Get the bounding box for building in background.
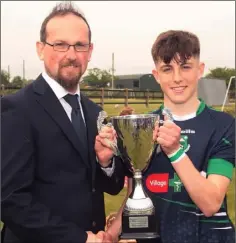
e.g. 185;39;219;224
115;74;227;106
115;74;162;91
198;78;227;106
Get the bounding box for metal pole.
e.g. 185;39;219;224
221;76;235;111
8;65;10;82
23;60;25;80
111;53;114;90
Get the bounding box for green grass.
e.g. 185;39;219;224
104;188;128;216
227;171;235;225
101;103;162;117
92;99;235;118
92;98;163;103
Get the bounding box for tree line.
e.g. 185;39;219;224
1;67;235;90
1;70;33;87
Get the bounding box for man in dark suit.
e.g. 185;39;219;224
1;2;127;242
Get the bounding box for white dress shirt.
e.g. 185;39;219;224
42;71;114;176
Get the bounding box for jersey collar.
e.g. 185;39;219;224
159;98;206;119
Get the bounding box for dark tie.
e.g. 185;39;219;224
64;94;87;143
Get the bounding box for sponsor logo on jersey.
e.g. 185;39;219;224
156;129;192;155
181;129;195;134
146;173;184;193
222;138;232;146
180;135;190;152
146;173;169;193
169;173;183;192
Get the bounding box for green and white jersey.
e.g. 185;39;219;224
142;100;235;243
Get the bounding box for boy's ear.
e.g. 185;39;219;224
152;69;160;84
198;62;205;79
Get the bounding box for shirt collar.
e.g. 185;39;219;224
42;71;81;100
159;98;205;121
172;112;196;121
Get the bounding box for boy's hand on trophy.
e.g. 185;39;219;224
155;115;181;155
95;126;117;167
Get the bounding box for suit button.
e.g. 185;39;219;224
92;188;96;193
92;221;96;227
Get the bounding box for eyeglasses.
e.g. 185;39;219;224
44;41;91;52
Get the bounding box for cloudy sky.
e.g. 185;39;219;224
1;1;235;80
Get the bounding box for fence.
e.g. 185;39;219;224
0;85;164;108
1;85;234;108
81;88;164;107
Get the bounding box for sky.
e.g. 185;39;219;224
1;1;235;80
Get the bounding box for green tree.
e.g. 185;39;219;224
22;79;34;86
82;68;117;88
27;79;34;84
11;76;24;87
1;70;10;86
205;67;235;90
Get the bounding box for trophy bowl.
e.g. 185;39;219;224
110;114;160;240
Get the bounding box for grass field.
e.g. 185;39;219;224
98;102;163;117
102;101;235;226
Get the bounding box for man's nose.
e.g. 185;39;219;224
65;46;77;60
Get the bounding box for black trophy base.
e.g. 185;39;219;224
120;214;160;240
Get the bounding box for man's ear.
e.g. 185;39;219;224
152;69;160;84
36;41;45;60
87;43;93;62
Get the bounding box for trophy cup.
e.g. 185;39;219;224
110;114;160;240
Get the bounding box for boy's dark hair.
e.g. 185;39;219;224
151;30;200;64
40;1;91;43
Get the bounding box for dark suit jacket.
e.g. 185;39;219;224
1;75;127;243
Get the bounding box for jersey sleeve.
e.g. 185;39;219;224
207;118;235;180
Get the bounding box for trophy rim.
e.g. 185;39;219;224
111;114;159;120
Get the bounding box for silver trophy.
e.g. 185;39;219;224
110;114;160;240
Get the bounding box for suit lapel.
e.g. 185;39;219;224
33;75;89;167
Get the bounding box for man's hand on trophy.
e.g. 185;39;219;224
96;231;113;243
153;115;181;156
86;231;113;242
95;126;117;167
105;212;137;243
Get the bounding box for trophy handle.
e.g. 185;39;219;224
97;111;119;156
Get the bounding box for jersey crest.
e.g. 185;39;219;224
180;135;190;152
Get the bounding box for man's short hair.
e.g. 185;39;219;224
151;30;200;64
40;1;91;43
